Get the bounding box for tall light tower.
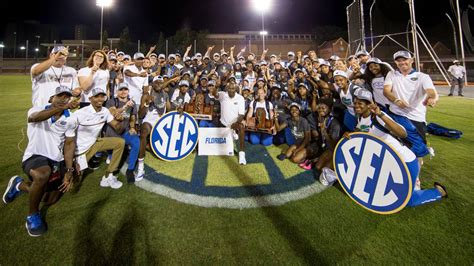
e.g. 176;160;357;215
252;0;272;55
96;0;113;50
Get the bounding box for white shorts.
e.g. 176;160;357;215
142;111;162;127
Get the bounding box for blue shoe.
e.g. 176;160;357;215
3;175;23;204
25;212;47;237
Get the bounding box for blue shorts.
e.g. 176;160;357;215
387;112;429;157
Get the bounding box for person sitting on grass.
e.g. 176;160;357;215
246;87;275;146
300;98;342;171
351;87;447;206
3;86;76;237
275;103;311;163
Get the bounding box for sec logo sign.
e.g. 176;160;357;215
333;133;412;214
150;111;199;161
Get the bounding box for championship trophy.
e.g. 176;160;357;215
184;93;213;120
245;107;274;134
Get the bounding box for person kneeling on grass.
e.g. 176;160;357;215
275;103;311;163
350;87;447;206
70;88;125;189
3;86;76;237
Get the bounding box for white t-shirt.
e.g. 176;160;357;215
384;70;435;122
218;92;246;127
371;76;390;107
171;90;191;106
356;114;416;162
249;100;274;119
339;86;355;115
70;105;114;154
77;67;110;103
31;64;79;107
244;72;257;87
447;65;466;79
123;65;149;104
23;106;76;162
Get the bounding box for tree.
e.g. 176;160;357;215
312;26;348;45
102;30;109;48
118;27;132;53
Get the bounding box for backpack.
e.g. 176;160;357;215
427;123;463;139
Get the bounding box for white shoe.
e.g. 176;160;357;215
135;168;145;182
232;131;239;140
108;175;123;189
100;176;110;187
239;151;246;165
320;167;337;186
106;156;111;165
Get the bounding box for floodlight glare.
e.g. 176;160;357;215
96;0;113;7
252;0;272;14
259;31;268;35
0;44;5;48
35;48;39;52
20;46;25;50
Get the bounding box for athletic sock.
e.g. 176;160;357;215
138;158;145;170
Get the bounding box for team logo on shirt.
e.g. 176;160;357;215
333;133;412;214
150;111;199;161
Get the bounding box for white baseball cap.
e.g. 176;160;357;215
333;70;348;79
353;87;373;102
393;50;412;60
90;88;107;97
178;80;189;87
133;52;145;60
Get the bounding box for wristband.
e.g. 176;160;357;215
66;167;75;173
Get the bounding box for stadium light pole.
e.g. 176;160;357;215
346;1;356;55
0;43;4;73
252;0;272;56
407;0;420;71
13;32;17;58
455;0;467;85
369;0;377;55
96;0;113;50
35;35;40;58
445;13;458;60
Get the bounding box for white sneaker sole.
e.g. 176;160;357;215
25;222;42;237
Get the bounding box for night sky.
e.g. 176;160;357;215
1;0;472;41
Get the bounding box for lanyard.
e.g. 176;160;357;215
51;66;64;86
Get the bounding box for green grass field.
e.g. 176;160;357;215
0;75;473;264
